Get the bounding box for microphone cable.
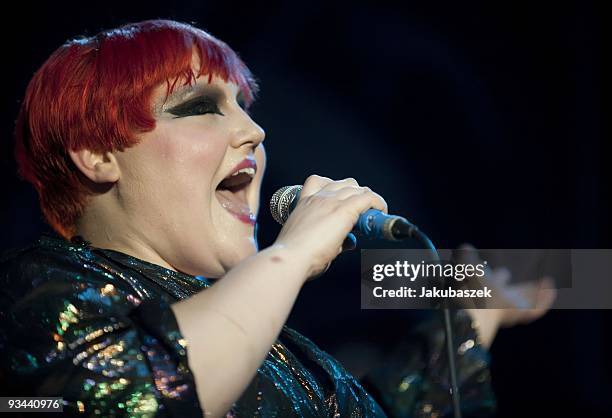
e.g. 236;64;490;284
412;228;462;418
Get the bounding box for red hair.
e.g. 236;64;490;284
15;19;258;238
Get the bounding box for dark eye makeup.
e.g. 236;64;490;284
166;95;224;118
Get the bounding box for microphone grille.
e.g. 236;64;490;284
270;185;302;225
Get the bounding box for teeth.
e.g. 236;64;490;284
231;167;255;177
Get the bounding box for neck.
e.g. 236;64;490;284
75;199;177;272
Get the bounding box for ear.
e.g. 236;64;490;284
68;149;120;184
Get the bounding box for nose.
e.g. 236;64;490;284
231;111;265;151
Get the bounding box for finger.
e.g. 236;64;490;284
317;177;360;193
454;243;481;265
330;185;369;199
301;174;333;198
458;243;477;252
488;266;512;287
512;276;553;303
341;190;388;215
534;277;557;310
516;277;557;324
315;185;389;214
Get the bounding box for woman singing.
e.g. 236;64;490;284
0;19;553;417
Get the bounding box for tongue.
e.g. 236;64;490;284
215;189;255;223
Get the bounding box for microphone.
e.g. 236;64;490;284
269;184;463;418
269;185;420;241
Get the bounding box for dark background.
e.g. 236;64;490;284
1;1;609;416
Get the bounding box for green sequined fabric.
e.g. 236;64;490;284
0;235;494;417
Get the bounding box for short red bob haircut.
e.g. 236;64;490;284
15;19;258;239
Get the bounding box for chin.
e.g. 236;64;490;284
208;237;258;278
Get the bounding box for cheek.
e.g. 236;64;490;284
151;121;226;191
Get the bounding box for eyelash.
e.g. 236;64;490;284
167;94;250;119
168;98;224;118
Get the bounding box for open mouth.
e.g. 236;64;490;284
215;159;257;225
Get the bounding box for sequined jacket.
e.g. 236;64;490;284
0;235;495;417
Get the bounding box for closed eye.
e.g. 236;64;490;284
167;95;224;118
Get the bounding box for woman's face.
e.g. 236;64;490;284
113;73;266;277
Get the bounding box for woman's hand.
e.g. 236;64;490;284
455;244;557;348
274;175;387;279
